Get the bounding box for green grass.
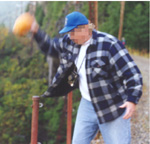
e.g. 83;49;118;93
127;46;149;58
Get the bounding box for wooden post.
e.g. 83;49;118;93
31;96;40;144
118;1;125;40
94;1;98;30
67;92;73;144
89;1;98;30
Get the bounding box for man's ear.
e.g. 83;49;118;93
88;23;95;30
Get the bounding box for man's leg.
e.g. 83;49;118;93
99;110;131;144
72;98;99;144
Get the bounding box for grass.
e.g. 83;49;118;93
127;46;149;58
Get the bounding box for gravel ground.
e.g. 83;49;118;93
91;55;149;144
131;55;149;144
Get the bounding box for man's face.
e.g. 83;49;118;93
69;25;90;45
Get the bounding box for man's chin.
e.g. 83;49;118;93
73;40;84;45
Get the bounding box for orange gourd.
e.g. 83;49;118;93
13;12;34;36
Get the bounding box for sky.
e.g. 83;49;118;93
0;1;29;29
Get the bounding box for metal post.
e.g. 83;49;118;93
67;92;73;144
31;96;40;144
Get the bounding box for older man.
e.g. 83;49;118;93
31;11;143;144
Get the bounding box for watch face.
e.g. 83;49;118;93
68;69;78;87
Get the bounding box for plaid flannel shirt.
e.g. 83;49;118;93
34;29;143;124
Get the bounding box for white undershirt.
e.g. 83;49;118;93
75;38;91;101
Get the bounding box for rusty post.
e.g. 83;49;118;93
67;92;73;144
31;96;40;144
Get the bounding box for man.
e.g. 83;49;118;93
31;11;143;144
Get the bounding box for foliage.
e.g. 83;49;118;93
41;1;67;36
98;1;149;51
0;27;49;143
35;3;45;26
99;2;120;36
124;2;149;51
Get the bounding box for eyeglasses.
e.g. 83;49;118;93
68;25;86;34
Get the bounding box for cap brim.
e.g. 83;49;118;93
59;26;76;34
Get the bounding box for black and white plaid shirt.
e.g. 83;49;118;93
34;29;143;124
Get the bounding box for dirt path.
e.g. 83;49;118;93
131;55;149;144
91;55;149;144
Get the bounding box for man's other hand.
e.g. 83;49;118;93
119;101;136;119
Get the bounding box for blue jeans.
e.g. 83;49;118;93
72;98;131;144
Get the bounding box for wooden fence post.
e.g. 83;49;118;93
118;1;125;40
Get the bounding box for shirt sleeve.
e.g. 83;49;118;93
34;29;64;58
108;40;143;104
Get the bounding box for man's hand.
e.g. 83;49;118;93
30;18;39;34
119;101;136;119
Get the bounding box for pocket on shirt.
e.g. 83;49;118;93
90;60;109;78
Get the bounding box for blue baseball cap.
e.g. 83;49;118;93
59;11;89;34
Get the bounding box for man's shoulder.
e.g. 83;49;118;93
93;29;118;44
